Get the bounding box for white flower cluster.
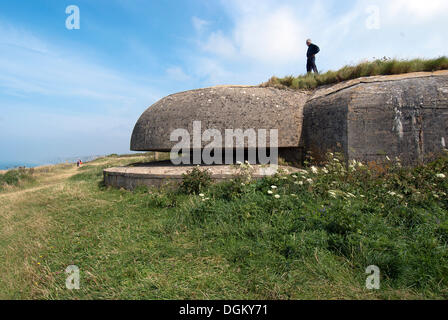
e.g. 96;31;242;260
327;189;356;199
268;185;281;199
387;191;404;199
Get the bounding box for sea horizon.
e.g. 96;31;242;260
0;155;104;171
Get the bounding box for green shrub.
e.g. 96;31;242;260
0;168;35;189
179;166;212;195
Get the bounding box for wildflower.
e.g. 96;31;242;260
388;191;396;196
271;185;278;189
311;166;318;174
346;192;356;198
328;190;337;198
306;178;313;184
274;195;281;199
267;190;273;195
386;156;391;161
199;193;205;198
436;173;446;179
292;175;298;179
236;161;242;165
322;167;329;174
294;181;304;186
290;194;297;197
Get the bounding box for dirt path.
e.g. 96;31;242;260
0;156;149;201
0;168;78;201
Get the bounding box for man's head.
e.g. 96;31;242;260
306;39;312;46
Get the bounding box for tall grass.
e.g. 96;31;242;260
0;168;35;191
2;153;447;299
264;57;448;90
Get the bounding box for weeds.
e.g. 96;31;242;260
179;166;212;195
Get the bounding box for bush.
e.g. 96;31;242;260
0;168;35;189
179;166;212;195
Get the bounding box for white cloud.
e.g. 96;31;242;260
199;1;308;65
166;66;191;82
192;16;210;33
232;7;305;63
201;31;237;58
186;0;448;86
385;0;448;20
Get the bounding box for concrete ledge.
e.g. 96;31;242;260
104;163;300;190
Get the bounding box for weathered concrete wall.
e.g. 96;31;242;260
131;86;310;152
303;72;448;165
302;94;349;162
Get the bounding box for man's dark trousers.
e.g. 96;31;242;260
307;56;318;73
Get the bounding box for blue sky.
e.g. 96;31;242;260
0;0;447;166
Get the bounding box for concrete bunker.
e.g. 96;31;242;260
104;71;448;190
130;86;310;164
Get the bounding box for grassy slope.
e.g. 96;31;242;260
264;57;448;90
0;153;447;299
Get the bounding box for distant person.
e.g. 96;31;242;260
306;39;320;74
76;160;80;168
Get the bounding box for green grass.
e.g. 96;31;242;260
264;57;448;90
0;167;35;191
0;152;447;299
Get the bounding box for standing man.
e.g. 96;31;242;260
306;39;320;74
